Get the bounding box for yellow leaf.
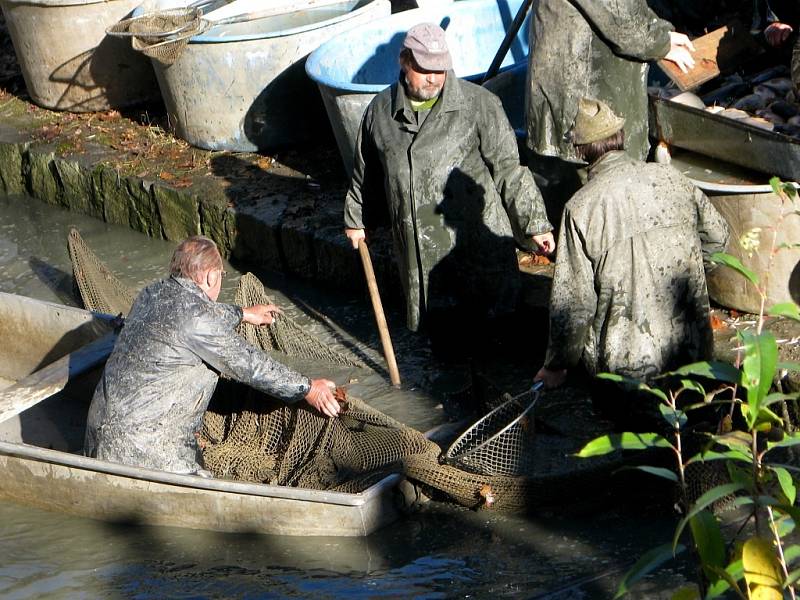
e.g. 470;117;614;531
750;585;782;600
742;537;782;589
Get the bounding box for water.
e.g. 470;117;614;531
0;195;691;598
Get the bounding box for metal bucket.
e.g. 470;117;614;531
0;0;159;112
656;148;800;314
138;0;391;152
305;0;530;176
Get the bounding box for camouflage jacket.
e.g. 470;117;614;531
544;151;730;380
345;73;552;331
526;0;672;162
84;276;310;474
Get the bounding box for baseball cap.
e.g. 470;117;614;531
403;22;452;71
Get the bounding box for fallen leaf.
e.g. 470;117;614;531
710;314;727;331
159;171;175;181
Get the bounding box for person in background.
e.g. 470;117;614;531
525;0;696;226
344;23;554;410
534;99;729;424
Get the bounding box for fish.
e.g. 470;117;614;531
732;94;768;111
740;117;774;131
719;108;750;120
768;100;800;119
705;105;725;114
788;115;800;126
670;91;705;110
750;65;790;85
753;85;777;101
755;109;786;124
761;77;795;95
701;81;751;106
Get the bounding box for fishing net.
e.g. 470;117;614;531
106;8;211;65
234;272;365;368
200;386;442;492
68;228;136;316
67;228;591;512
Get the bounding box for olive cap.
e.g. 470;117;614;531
571;97;625;144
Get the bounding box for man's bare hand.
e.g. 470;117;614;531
345;228;366;250
534;366;568;389
765;22;793;47
664;31;696;74
305;379;340;417
242;304;282;326
532;231;556;255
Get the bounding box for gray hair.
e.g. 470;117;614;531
169;236;223;282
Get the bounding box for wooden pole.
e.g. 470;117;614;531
358;239;401;387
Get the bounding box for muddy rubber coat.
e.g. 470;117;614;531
525;0;672;162
84;276;311;474
544;151;730;380
344;74;552;331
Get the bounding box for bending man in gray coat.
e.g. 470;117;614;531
535;99;729;393
344;23;554;361
85;236;340;475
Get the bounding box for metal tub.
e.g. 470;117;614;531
649;95;800;182
141;0;391;152
0;0;158;111
305;0;530;176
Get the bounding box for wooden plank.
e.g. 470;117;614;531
658;22;763;92
0;331;117;424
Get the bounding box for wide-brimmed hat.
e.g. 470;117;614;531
571;98;625;145
403;22;452;71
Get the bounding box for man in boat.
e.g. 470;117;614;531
534;99;729;422
343;22;554;374
525;0;697;226
84;236;341;475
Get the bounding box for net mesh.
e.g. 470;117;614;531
68;228;136;316
444;390;538;476
234;272;365;368
107;9;209;65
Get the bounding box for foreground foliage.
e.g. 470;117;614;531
579;178;800;599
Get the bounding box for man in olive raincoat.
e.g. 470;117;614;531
534;99;729;396
525;0;697;219
344;23;554;355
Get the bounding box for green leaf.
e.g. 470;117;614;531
680;379;708;397
783;544;800;565
785;568;800;588
613;543;685;599
768;302;800;322
596;372;668;402
674;483;746;551
617;465;678;482
577;432;674;457
774;467;796;505
659;404;688;429
715;430;754;451
777;362;800;373
711;252;759;287
705;560;745;599
761;392;799;408
739;330;778;418
669;361;742;385
689;510;726;583
765;433;800;453
685;449;751;465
